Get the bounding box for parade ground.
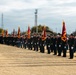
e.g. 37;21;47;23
0;44;76;75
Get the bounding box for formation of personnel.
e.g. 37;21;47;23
0;33;76;59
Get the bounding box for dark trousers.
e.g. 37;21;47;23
41;45;44;53
58;47;62;56
51;44;54;52
23;43;27;49
62;46;67;57
69;46;74;59
47;45;51;54
40;44;42;52
69;49;74;59
63;49;67;57
53;45;57;55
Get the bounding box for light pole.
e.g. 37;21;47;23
2;13;3;29
35;9;38;33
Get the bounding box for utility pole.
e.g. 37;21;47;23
1;13;3;29
35;9;38;33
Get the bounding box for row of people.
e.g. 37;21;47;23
0;34;76;59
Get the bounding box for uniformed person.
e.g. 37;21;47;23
74;36;76;52
23;36;27;49
68;34;74;59
16;37;21;48
62;38;67;57
46;35;51;54
39;35;42;52
33;34;38;51
29;36;33;50
41;34;45;53
50;36;54;52
53;35;57;55
57;34;62;56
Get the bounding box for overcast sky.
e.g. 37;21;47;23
0;0;76;34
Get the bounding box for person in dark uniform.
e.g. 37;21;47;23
12;36;16;46
23;35;27;49
14;36;17;46
62;38;67;57
53;35;57;55
50;36;54;52
57;34;62;56
6;37;9;45
0;35;4;44
74;36;76;53
29;36;33;50
39;35;42;52
0;35;3;44
36;34;39;51
46;35;51;54
27;38;30;49
41;35;45;53
16;37;21;48
20;36;24;48
68;34;74;59
33;34;37;51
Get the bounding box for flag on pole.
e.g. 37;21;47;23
6;30;8;37
61;21;67;42
27;26;31;39
12;29;15;37
2;29;4;37
18;27;20;38
42;26;46;41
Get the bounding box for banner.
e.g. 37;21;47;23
42;26;46;41
61;21;67;42
27;26;31;39
18;27;20;38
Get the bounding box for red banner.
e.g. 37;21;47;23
27;26;31;39
61;21;67;42
42;26;46;41
18;27;20;38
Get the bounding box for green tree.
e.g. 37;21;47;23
31;25;53;33
0;28;3;34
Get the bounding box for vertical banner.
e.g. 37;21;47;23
27;26;31;39
61;21;67;42
42;26;46;41
18;27;20;38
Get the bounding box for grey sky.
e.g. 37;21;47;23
0;0;76;34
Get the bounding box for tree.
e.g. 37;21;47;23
31;25;53;33
0;28;3;34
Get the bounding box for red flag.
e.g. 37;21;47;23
42;26;46;41
61;21;67;42
27;26;31;39
6;30;8;37
18;27;20;38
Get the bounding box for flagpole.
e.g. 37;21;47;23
2;13;3;29
35;9;38;33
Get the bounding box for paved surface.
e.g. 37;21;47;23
0;44;76;75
